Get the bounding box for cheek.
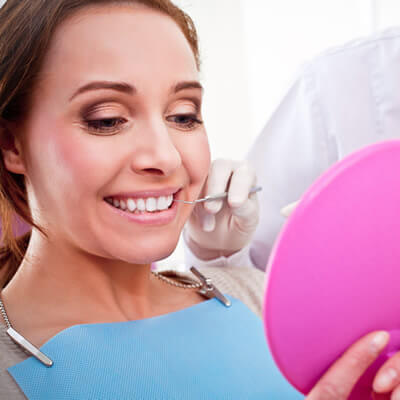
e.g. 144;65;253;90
56;136;115;190
26;123;117;202
178;132;211;188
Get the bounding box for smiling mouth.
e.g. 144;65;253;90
104;193;176;214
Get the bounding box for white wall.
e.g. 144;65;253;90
241;0;378;139
377;0;400;30
173;0;254;160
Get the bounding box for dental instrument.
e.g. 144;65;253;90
173;186;262;205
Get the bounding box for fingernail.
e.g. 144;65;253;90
375;368;398;391
370;331;390;354
204;200;222;214
202;213;215;232
280;201;299;218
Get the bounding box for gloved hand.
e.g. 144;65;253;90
185;159;259;260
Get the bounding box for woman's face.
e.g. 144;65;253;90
16;4;210;264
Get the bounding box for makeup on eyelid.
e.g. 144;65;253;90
80;114;203;135
76;98;203;135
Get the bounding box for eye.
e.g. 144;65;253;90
167;114;203;131
82;117;128;135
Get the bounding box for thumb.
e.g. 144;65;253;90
307;331;389;400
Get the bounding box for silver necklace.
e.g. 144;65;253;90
0;266;230;368
152;267;231;308
151;268;201;289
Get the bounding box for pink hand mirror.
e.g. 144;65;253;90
263;140;400;399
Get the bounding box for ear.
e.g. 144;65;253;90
0;120;26;175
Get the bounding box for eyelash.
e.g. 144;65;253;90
83;117;127;135
166;114;203;130
83;114;203;135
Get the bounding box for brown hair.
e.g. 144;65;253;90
0;0;200;288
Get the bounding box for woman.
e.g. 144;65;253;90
0;1;398;399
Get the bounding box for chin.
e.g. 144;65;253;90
106;234;180;265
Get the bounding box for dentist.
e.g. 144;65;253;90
185;27;400;271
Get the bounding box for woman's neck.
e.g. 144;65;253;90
1;230;202;347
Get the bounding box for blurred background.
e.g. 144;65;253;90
158;0;400;269
173;0;400;161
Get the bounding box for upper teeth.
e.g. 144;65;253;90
106;195;174;212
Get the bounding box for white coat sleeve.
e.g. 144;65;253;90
247;67;338;270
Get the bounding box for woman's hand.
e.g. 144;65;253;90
185;159;259;260
306;331;399;399
371;345;400;399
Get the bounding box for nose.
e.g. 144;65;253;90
129;117;182;177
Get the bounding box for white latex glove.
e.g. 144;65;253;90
185;159;259;260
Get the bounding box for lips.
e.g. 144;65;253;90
105;194;174;213
104;188;182;215
104;188;182;225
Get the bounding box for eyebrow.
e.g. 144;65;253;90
69;80;203;101
173;81;203;93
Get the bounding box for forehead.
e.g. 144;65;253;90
36;5;198;96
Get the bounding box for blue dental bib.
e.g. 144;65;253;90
8;296;303;399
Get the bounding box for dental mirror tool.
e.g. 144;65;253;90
173;186;262;205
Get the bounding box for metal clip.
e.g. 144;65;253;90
190;267;231;307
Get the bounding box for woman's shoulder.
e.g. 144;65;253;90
161;266;265;318
0;324;29;399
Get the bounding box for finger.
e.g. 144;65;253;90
280;200;299;217
307;331;390;400
202;213;216;232
390;384;400;400
204;159;237;214
226;163;257;208
231;195;259;219
231;196;260;233
192;201;216;232
374;351;400;393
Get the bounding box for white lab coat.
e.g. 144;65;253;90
184;27;400;270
